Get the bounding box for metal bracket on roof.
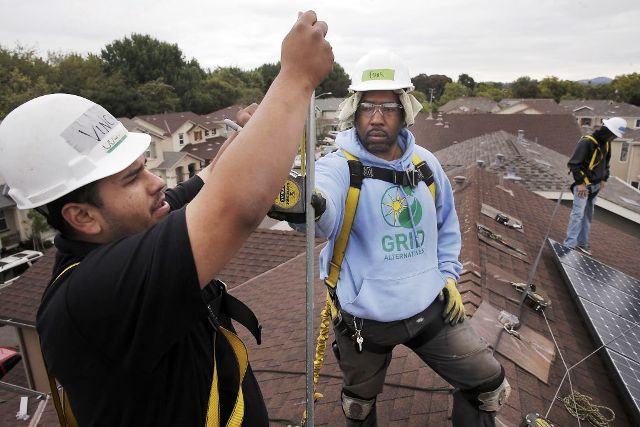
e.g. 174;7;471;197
512;282;551;312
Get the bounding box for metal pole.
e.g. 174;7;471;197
304;92;317;426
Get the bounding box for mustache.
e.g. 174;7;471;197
366;128;389;138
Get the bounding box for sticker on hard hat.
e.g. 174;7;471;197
362;69;395;82
274;179;300;209
61;104;128;155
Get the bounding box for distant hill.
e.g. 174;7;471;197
576;76;612;85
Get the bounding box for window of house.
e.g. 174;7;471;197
205;130;210;136
620;142;629;162
632;181;639;189
188;163;197;178
194;131;203;141
580;118;592;126
0;210;7;231
636;119;640;128
144;142;157;159
179;133;185;145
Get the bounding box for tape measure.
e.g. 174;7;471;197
272;170;306;214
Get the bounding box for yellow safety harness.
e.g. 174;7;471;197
579;135;609;186
301;149;437;424
42;263;254;427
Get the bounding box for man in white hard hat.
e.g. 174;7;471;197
0;11;332;427
563;117;627;255
278;50;509;426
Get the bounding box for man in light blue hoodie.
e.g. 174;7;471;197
277;50;509;426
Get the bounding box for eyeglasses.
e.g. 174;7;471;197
357;102;403;117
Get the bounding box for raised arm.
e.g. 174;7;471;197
186;11;333;286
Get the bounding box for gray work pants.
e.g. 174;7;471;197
334;304;502;427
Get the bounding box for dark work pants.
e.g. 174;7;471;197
334;306;502;427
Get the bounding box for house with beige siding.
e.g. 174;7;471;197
610;128;640;189
559;100;640;129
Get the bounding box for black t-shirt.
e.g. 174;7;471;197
36;176;268;426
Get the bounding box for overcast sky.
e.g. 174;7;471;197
1;0;638;83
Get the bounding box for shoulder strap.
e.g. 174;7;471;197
325;150;361;291
42;262;80;427
583;135;606;173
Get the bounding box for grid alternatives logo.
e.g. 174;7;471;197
380;185;422;228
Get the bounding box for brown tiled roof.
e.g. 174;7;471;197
134;111;215;135
434;130;640;216
498;99;567;114
180;138;226;161
202;105;244;122
560;100;640;117
227;167;640;425
410;113;582;156
0;248;55;326
217;229;320;289
439;97;499;114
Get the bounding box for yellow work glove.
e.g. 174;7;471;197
438;278;465;325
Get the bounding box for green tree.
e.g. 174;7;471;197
612;73;640;106
255;62;280;93
200;75;242;112
510;76;540;98
135;78;180;114
26;210;50;251
437;82;471;105
81;71;133;117
474;82;511;101
539;76;567;102
316;63;351;97
101;34;189;87
411;74;452;101
48;53;104;95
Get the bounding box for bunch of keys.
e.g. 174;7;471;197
353;318;364;353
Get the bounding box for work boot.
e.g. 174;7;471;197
345;405;377;427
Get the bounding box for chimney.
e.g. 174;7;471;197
453;176;467;187
496;153;505;165
516;130;524;144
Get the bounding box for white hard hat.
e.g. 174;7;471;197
602;117;627;138
0;94;150;209
348;49;414;92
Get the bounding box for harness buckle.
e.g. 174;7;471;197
405;168;418;187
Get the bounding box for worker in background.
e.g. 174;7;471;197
0;11;333;426
563;117;627;255
273;49;510;426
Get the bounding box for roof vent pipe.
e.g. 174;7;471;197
453;176;467;185
477;159;485;168
517;130;524;144
496;153;505;165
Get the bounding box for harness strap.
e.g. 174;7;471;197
40;262;80;427
206;326;249;427
581;135;609;185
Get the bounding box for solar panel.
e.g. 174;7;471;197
607;349;640;417
581;299;640;364
549;239;640;298
563;266;640;324
549;238;640;422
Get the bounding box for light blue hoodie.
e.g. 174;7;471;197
312;127;462;322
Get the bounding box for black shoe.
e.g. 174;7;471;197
576;246;592;256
